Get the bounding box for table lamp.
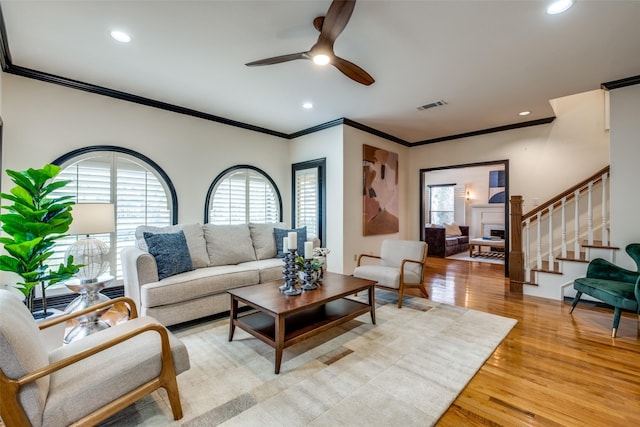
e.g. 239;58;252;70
65;203;115;283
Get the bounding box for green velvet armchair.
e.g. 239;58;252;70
571;244;640;337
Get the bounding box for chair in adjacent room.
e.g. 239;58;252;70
570;243;640;338
353;239;429;308
0;290;190;426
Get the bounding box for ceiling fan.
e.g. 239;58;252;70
245;0;375;86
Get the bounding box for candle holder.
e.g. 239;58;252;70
279;252;290;292
301;259;317;291
283;249;301;296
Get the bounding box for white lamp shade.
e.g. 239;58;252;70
69;203;115;235
66;203;115;283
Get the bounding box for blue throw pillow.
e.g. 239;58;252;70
144;230;194;280
274;227;307;258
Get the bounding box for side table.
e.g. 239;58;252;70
63;276;114;343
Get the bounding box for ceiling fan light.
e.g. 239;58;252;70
546;0;574;15
312;54;330;66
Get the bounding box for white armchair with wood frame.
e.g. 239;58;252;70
353;239;429;308
0;289;190;427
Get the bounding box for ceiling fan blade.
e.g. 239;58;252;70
332;55;374;86
245;52;309;66
317;0;356;48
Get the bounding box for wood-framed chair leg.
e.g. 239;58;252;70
397;283;404;309
163;376;184;420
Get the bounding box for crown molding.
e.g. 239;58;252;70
601;75;640;90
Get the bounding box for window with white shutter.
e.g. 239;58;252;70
51;148;175;282
292;159;326;246
206;165;281;225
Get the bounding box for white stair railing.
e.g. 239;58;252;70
517;167;610;277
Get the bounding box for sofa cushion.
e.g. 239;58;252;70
445;237;460;247
239;258;284;283
135;223;209;269
249;222;286;260
274;226;307;258
203;224;257;266
144;231;194;280
141;265;260;307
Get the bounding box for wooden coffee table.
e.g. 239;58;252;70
469;238;506;258
228;272;376;374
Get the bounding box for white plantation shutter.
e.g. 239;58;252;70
51;152;172;281
209;167;279;225
295;168;318;238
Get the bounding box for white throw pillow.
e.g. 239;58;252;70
444;222;462;237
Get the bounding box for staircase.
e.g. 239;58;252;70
509;166;618;300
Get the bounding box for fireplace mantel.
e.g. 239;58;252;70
470;204;504;238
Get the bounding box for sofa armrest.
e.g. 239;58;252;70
121;246;159;308
424;227;446;257
459;225;469;237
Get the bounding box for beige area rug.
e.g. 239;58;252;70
99;291;517;427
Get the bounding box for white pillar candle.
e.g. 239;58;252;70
283;237;288;253
288;231;297;250
304;241;314;259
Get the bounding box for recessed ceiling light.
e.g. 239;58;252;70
518;111;531;116
110;30;131;43
302;102;313;109
546;0;574;15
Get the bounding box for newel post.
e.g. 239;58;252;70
509;195;524;293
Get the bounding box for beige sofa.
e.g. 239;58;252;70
121;222;311;326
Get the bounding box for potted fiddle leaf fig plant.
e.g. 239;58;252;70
0;164;80;318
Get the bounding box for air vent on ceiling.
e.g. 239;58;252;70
417;100;447;111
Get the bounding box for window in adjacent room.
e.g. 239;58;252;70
428;184;455;225
206;165;281;225
50;148;176;282
292;158;326;245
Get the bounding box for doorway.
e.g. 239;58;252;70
420;160;509;276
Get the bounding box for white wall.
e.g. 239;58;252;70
342;126;410;273
1;74;290;225
290;126;344;272
609;84;640;269
408;89;610;240
0;72;618;279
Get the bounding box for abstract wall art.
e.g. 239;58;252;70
362;144;399;235
488;170;506;203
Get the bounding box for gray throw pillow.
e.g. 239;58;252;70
202;224;257;266
274;226;307;258
144;231;194;280
249;222;286;260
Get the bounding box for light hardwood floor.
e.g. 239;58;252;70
407;258;640;426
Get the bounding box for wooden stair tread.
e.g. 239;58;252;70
531;260;561;274
556;251;588;263
581;240;620;250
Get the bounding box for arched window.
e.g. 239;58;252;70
51;146;177;281
205;165;281;224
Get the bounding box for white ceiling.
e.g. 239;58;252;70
2;0;639;143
